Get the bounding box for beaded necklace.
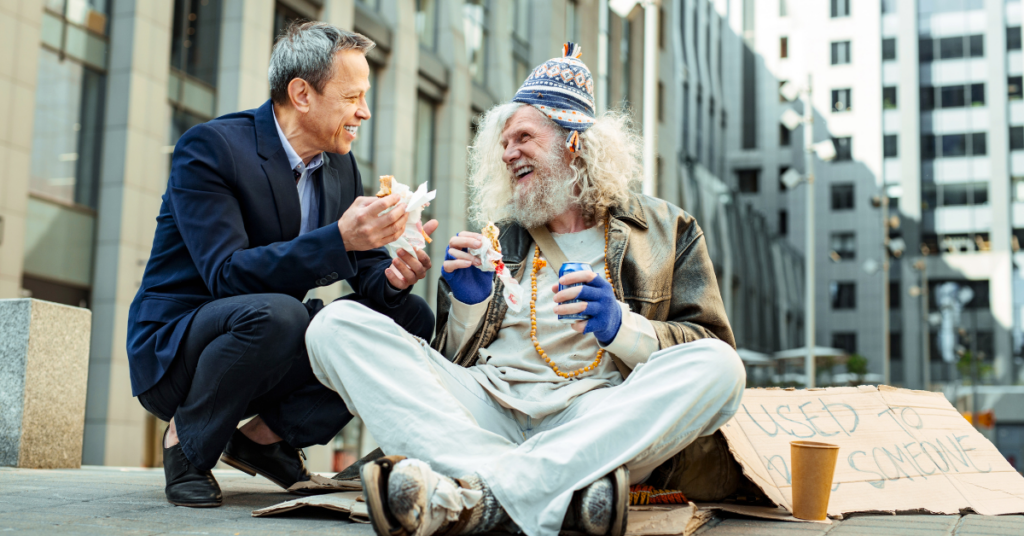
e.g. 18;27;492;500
529;217;612;379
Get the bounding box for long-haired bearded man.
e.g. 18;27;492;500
305;44;745;536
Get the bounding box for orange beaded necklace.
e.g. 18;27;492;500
529;217;612;379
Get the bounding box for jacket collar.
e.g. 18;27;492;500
255;100;286;160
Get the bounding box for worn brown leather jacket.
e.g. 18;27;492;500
430;192;736;372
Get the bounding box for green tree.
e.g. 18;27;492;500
846;353;869;385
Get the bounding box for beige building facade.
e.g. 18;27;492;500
1;0;800;468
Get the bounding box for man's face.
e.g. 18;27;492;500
500;106;576;227
306;49;371;155
501;105;572;190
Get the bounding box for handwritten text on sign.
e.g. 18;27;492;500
719;386;1024;516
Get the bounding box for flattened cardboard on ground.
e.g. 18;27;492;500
719;385;1024;517
252;491;369;522
254;494;713;535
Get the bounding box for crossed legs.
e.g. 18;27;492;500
306;300;745;536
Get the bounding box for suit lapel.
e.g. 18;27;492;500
255;100;300;240
319;154;342;226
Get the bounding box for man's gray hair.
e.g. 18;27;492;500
269;21;375;104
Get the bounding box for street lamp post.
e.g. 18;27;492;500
780;75;835;388
803;74;816;388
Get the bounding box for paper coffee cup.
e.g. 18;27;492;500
790;441;839;520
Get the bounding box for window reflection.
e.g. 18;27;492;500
464;0;488;85
353;68;379;194
416;0;437;50
30;0;110;208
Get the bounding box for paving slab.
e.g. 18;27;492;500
3;467;1024;535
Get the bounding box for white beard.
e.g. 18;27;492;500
507;145;577;229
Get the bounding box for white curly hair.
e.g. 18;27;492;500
467;102;643;226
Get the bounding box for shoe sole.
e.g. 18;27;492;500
167;497;222;508
361;456;409;536
220;452;315;495
609;466;629;536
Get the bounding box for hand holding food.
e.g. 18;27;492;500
375;175;437;256
442;232;493;305
337;194;409;252
387;220;438;290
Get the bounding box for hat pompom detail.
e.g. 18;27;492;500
563;42;583;59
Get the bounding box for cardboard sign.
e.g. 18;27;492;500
720;385;1024;517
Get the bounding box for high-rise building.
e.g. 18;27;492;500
723;0;1023;388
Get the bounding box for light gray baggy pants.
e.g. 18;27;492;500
306;300;745;536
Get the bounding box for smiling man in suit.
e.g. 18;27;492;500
127;22;435;508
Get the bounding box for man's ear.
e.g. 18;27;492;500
288;78;312;113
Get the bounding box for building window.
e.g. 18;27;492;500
416;0;438;50
1010;76;1023;100
831;41;851;65
273;2;308;44
921;134;936;159
832;183;854;210
832;88;851;112
881;0;896;13
780;36;788;58
920;38;935;62
969;34;984;57
830;0;850;18
464;0;488;85
358;0;380;9
970;132;987;155
832;333;856;354
32;1;111;208
830;232;856;260
1011;127;1024;151
1007;26;1021;51
882;38;896;60
941;134;966;157
565;0;578;43
939;36;964;59
413;96;437;200
970;83;985;106
883;86;897;109
941;85;965;108
352;68;379;192
658;82;664;123
780;123;791;146
779;210;788;236
833;137;852;160
738;169;760;193
169;0;222;146
921;87;937;110
889;283;901;310
830;282;856;310
884;134;898;157
512;0;530;85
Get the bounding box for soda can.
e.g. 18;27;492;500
558;262;593;324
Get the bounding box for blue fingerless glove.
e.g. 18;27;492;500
441;245;494;305
577;276;623;346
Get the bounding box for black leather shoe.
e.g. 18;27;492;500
220;429;315;494
163;426;223;507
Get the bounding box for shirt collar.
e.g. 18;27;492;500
272;105;324;172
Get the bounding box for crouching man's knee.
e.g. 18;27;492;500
305;300;374;376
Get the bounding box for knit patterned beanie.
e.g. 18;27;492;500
512;42;595;153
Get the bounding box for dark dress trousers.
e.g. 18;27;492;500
128;99;433;469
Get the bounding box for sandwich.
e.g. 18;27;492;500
376;175;394;198
482;221;501;254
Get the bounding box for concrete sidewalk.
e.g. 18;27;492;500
1;466;1022;535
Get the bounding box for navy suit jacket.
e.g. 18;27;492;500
127;100;406;396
